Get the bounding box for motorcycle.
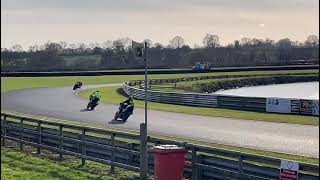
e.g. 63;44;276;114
87;97;99;110
114;102;134;121
73;82;83;90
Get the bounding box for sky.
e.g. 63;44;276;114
1;0;319;49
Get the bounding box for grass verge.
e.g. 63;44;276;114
1;144;139;180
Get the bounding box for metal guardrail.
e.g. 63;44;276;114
123;72;319;115
1;113;319;179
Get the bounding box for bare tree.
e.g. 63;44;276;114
143;39;153;48
10;44;23;52
203;34;220;48
44;42;63;54
154;43;164;49
28;44;40;52
102;40;113;49
305;35;319;47
77;43;86;52
112;39;125;50
240;38;252;47
234;40;240;48
277;38;292;48
58;41;68;49
169;36;185;48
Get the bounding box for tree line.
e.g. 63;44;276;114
1;34;319;71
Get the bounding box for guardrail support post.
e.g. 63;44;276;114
20;118;24;151
81;129;86;166
37;121;42;155
59;124;63;161
2;115;7;146
238;154;244;179
111;133;115;173
191;146;198;180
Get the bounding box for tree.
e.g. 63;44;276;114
10;44;23;52
102;40;113;49
305;35;319;47
169;36;185;48
58;41;68;49
234;40;240;48
240;38;252;47
28;45;39;52
203;34;220;48
44;42;63;54
154;43;164;49
143;39;153;48
277;38;292;48
77;43;86;53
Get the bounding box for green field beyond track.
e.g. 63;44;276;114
2;69;318;92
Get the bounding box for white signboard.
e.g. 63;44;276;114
280;160;299;180
312;100;319;116
266;98;291;113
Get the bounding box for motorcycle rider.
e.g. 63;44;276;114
87;90;101;109
120;96;134;114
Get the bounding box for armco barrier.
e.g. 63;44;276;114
123;73;319;115
1;113;319;179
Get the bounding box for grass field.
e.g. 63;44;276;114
2;69;318;92
1;146;138;180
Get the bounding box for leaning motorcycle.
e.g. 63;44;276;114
114;103;134;121
73;82;82;90
87;97;99;110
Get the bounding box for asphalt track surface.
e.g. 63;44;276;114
1;84;319;158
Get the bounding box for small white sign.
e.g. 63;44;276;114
266;98;291;113
280;160;299;180
281;160;299;171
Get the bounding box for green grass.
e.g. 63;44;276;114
1;147;139;180
79;86;319;126
2;69;318;92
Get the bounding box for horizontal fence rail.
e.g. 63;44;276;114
1;113;319;179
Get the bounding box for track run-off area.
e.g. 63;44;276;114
1;83;319;158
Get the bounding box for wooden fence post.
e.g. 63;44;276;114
110;133;115;173
59;124;63;161
37;121;42;155
81;128;86;166
2;115;7;146
192;146;198;180
20;118;24;151
238;154;244;179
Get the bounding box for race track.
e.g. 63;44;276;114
1;84;319;158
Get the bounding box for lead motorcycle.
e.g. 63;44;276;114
73;81;83;90
114;102;134;121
